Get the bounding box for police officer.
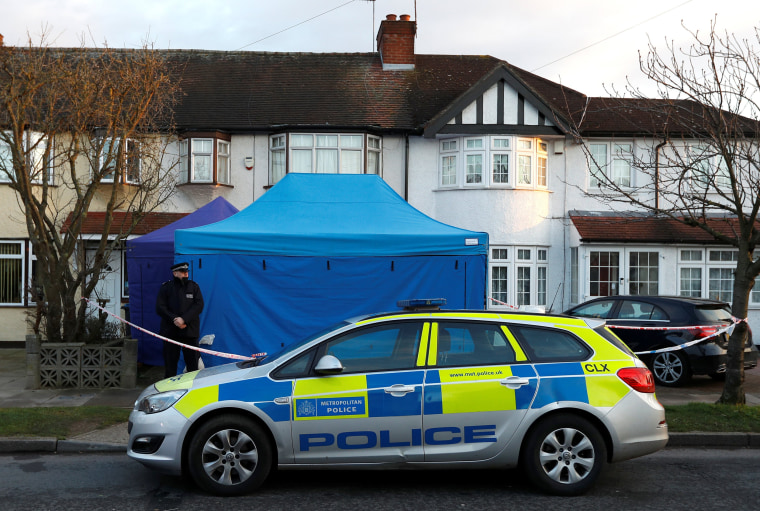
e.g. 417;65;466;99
156;261;204;378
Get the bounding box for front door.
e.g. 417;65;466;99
587;249;660;299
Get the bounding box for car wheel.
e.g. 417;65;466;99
651;350;691;387
522;413;607;496
187;414;272;496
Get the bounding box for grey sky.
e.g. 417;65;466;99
0;0;757;96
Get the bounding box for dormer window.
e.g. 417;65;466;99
178;134;232;185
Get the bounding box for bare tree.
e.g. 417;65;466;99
568;19;760;404
0;33;179;343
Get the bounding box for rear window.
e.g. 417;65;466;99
509;325;591;362
694;305;732;323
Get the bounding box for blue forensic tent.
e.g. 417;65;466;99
126;197;239;365
175;174;488;365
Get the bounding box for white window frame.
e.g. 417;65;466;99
588;140;633;189
0;131;54;185
488;245;548;309
516;138;533;186
217;140;231;185
537;141;548;187
439;136;550;190
98;138;141;184
270;134;286;185
269;133;379;184
463;137;485;186
179;136;231;185
440;138;458;187
367;135;382;176
189;138;213;183
491;137;511;186
0;240;25;306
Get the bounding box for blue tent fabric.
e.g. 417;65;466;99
175;174;488;366
126;197;239;365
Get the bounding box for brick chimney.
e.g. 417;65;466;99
376;14;416;70
0;34;4;46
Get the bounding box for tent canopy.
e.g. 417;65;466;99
176;174;487;256
126;197;239;365
175;174;488;366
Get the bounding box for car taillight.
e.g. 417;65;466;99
687;325;728;347
617;367;656;393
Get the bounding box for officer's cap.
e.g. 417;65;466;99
171;262;190;272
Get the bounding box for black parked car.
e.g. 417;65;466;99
564;296;758;386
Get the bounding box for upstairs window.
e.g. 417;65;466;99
589;141;632;188
269;133;382;185
689;145;732;192
179;135;232;185
98;138;141;184
0;131;54;185
441;136;549;189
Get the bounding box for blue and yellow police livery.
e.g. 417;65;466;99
128;303;668;496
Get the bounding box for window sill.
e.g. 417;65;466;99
177;182;234;189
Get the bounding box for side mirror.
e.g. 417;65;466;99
314;354;344;375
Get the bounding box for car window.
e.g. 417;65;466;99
695;305;732;323
435;321;516;367
272;349;316;379
617;300;669;321
321;322;423;374
509;325;591;362
568;300;615;319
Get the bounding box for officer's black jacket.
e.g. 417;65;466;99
155;277;204;340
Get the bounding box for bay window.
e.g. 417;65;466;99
440;135;549;189
178;134;232;185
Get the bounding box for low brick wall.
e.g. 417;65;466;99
25;335;137;389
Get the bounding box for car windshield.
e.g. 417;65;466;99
694;305;733;323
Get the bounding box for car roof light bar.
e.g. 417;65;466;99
397;298;447;311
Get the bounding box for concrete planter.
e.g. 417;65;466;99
25;335;137;389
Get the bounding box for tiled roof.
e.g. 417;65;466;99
61;211;188;235
168;51;505;133
569;212;745;244
7;47;752;137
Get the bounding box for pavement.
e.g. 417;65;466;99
1;347;759;453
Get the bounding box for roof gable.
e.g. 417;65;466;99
423;64;571;138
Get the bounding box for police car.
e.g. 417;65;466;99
127;300;668;496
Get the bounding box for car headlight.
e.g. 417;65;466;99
136;389;187;414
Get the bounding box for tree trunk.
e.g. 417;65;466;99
718;254;751;405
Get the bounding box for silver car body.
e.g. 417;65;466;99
128;311;668;476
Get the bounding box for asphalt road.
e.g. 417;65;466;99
1;448;758;511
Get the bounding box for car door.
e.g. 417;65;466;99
422;320;538;462
290;320;428;464
605;299;670;353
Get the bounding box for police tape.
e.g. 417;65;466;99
488;297;520;309
486;296;748;356
610;317;746;355
82;297;264;361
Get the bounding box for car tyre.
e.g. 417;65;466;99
651;350;691;387
521;413;607;496
187;414;272;496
